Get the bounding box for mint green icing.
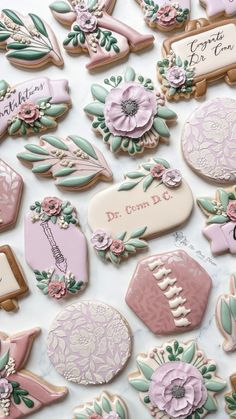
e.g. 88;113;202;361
181;342;196;363
156;106;177;120
69;135;98;160
57;174;96;187
136;360;154;380
42;135;69;150
230;296;236;321
115;400;126;419
129;379;150;392
84;102;105;117
25;144;49;155
49;1;72;13
221;299;232;335
102;397;111;413
124;67;136;82
203;395;218;412
91;84;109;103
153;117;170;138
32;163;53;173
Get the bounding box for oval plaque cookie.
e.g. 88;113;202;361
88;158;193;264
182;98;236;184
47;301;132;385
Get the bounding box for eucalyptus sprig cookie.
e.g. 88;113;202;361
216;273;236;352
129;340;226;419
73;392;129;419
84;66;177;156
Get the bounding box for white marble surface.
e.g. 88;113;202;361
0;0;235;417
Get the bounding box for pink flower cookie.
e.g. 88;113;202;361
85;67;177;156
47;301;132;385
200;0;236;20
136;0;190;31
25;197;88;299
72;392;129;419
129;340;226;419
49;0;154;70
197;186;236;255
0;9;63;69
126;250;212;335
0;328;67;418
0;78;71;139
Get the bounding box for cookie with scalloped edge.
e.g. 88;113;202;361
72;391;129;419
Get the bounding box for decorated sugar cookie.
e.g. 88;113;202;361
25;197;88;299
0;78;71;138
197;187;236;255
47;301;132;384
225;373;236;416
182;98;236;184
17;135;112;191
200;0;236;20
0;245;28;312
216;273;236;352
0;9;63;69
88;158;193;264
49;0;154;71
126;250;212;335
0;160;23;233
136;0;190;31
129;340;226;419
84;67;177;156
157;18;236;100
0;328;67;418
73;392;129;419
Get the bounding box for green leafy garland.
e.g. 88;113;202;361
129;340;226;419
197;188;235;225
226;392;236;417
30;199;78;227
74;392;128;419
84;67;177;156
142;0;189;26
34;269;84;298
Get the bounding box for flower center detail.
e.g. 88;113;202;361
121;99;139;116
24;109;32;115
171;385;186;399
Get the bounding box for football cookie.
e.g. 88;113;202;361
25;196;88;299
129;340;226;419
17;135;112;191
157;18;236;100
88;158;193;265
200;0;236;21
49;0;154;70
182;98;236;184
0;245;28;312
72;392;129;419
197;186;236;255
47;301;132;384
225;373;236;416
0;78;71;138
136;0;190;31
0;9;63;69
0;160;23;233
0;328;67;418
84;67;177;156
216;273;236;352
126;250;212;335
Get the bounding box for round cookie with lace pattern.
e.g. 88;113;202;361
47;301;132;385
182;98;236;184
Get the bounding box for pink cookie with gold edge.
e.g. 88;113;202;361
136;0;191;31
0;9;63;69
216;273;236;353
126;250;212;335
47;300;132;385
0;160;23;233
0;78;71;138
25;196;88;300
197;186;236;255
182;98;236;185
129;340;226;419
0;328;67;418
72;391;129;419
200;0;236;20
17;134;113;191
49;0;154;71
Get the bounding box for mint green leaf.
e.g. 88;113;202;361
8;119;22;135
7;50;48;61
153;117;170;138
41;135;69;150
32;163;53;173
17;153;45;162
156;107;177;120
181;342;196;363
91;84;109;103
197;198;216;214
115;400;126;419
0;350;9;370
102;397;112;413
126;172;145;179
129;379;150;392
143;174;154;191
230;296;236;320
94;401;102;415
118;181;139;191
49;1;72;13
69;135;97;159
205;380;226;392
153;158;170;168
124;67;136;82
54;168;76;177
29;13;48;37
137;360;154;380
58;174;96;188
84;102;104;117
130;227;147;238
218;189;230;210
111;136;122;153
203;395;217;412
207;215;229;224
44;104;68;117
221;300;232;334
126;239;148;248
39;116;57;128
2;9;24;25
0;33;11;42
117;232;126;241
25;144;49;155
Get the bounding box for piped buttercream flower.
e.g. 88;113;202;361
91;230;113;250
166;66;186;88
41;197;62;216
77;11;97;32
162;168;182;188
157;5;177;27
18;102;40;124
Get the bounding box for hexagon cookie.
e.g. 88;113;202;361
126;250;212;335
0;160;23;233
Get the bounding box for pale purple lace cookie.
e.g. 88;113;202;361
47;301;132;385
182;98;236;184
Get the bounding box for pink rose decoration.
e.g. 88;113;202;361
18;102;40;124
75;2;88;12
89;414;102;419
162;168;182;188
77;11;97;32
91;230;113;250
166;66;186;88
110;240;125;256
157;5;177;27
0;378;13;399
150;163;166;179
149;361;207;419
227;201;236;222
104;412;120;419
41;197;62;216
48;281;67;299
104;82;157;138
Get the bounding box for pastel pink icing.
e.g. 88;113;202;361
203;222;236;255
203;0;236;17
